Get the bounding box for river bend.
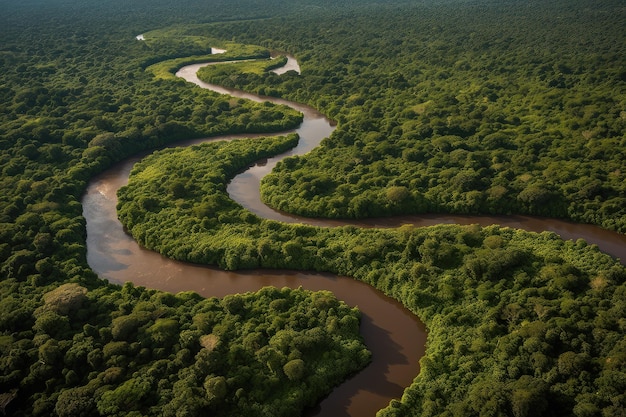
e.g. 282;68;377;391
83;57;626;417
84;59;426;417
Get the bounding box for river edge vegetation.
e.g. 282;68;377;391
0;1;361;415
1;0;625;416
118;131;626;417
196;2;626;233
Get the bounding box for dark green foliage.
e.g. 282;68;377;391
198;2;626;232
117;126;626;417
1;280;368;417
2;0;625;416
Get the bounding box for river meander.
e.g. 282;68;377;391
82;58;626;417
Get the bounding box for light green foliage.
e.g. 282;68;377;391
97;377;152;415
197;54;288;82
283;359;305;381
117;135;300;268
145;36;272;80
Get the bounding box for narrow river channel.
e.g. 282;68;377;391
82;57;626;417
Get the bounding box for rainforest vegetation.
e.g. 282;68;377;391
119;127;626;417
1;0;625;416
196;3;626;232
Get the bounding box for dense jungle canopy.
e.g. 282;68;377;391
1;0;625;416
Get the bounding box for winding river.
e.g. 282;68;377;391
82;57;626;417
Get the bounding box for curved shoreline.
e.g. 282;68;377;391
83;54;626;417
83;59;426;417
83;146;427;417
178;62;626;265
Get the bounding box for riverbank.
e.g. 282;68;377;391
83;60;426;417
88;54;624;416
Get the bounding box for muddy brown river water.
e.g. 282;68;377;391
82;58;625;417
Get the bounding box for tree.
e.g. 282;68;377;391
96;377;152;415
41;283;88;315
509;376;549;417
204;375;227;405
386;186;410;204
147;318;179;348
55;387;96;417
33;310;70;338
283;359;305;381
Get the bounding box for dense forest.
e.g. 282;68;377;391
118;124;626;417
1;0;625;416
196;3;626;232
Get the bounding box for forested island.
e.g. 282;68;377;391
1;0;625;416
